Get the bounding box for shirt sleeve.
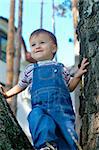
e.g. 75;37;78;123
62;66;71;85
18;64;33;89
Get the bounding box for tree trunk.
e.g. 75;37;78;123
6;0;15;89
40;0;43;28
72;0;78;46
52;0;57;61
6;0;15;112
72;0;79;55
0;93;34;150
13;0;23;114
52;0;56;35
77;0;99;149
13;0;23;85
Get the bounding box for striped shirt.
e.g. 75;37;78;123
18;60;71;93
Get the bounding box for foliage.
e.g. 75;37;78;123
54;0;72;17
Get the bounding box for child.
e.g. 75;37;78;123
0;29;89;150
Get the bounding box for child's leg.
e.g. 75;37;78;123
49;111;78;150
28;107;58;149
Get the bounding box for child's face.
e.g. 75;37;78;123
29;33;57;61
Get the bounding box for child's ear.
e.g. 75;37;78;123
52;45;57;53
52;48;57;53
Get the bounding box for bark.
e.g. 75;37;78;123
13;0;23;85
40;0;43;28
72;0;79;45
6;0;15;89
0;93;34;150
6;0;15;113
77;0;99;149
52;0;57;61
52;0;56;35
13;0;23;114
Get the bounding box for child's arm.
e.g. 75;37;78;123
68;58;89;92
0;84;25;98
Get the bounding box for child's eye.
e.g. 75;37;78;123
40;41;45;44
32;44;35;46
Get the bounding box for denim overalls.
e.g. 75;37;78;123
28;63;78;150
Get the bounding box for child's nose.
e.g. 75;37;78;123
36;43;40;48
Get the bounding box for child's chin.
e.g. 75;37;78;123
34;56;46;61
34;57;44;61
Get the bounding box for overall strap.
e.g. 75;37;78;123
33;63;38;68
57;62;64;67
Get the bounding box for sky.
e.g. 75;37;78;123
0;0;75;67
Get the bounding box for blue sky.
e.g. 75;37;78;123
0;0;75;66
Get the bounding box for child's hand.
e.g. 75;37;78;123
0;84;7;98
75;58;89;78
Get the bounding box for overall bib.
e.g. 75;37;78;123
28;63;78;150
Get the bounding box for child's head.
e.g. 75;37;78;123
29;29;57;61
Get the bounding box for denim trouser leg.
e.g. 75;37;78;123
49;110;78;150
28;106;57;149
